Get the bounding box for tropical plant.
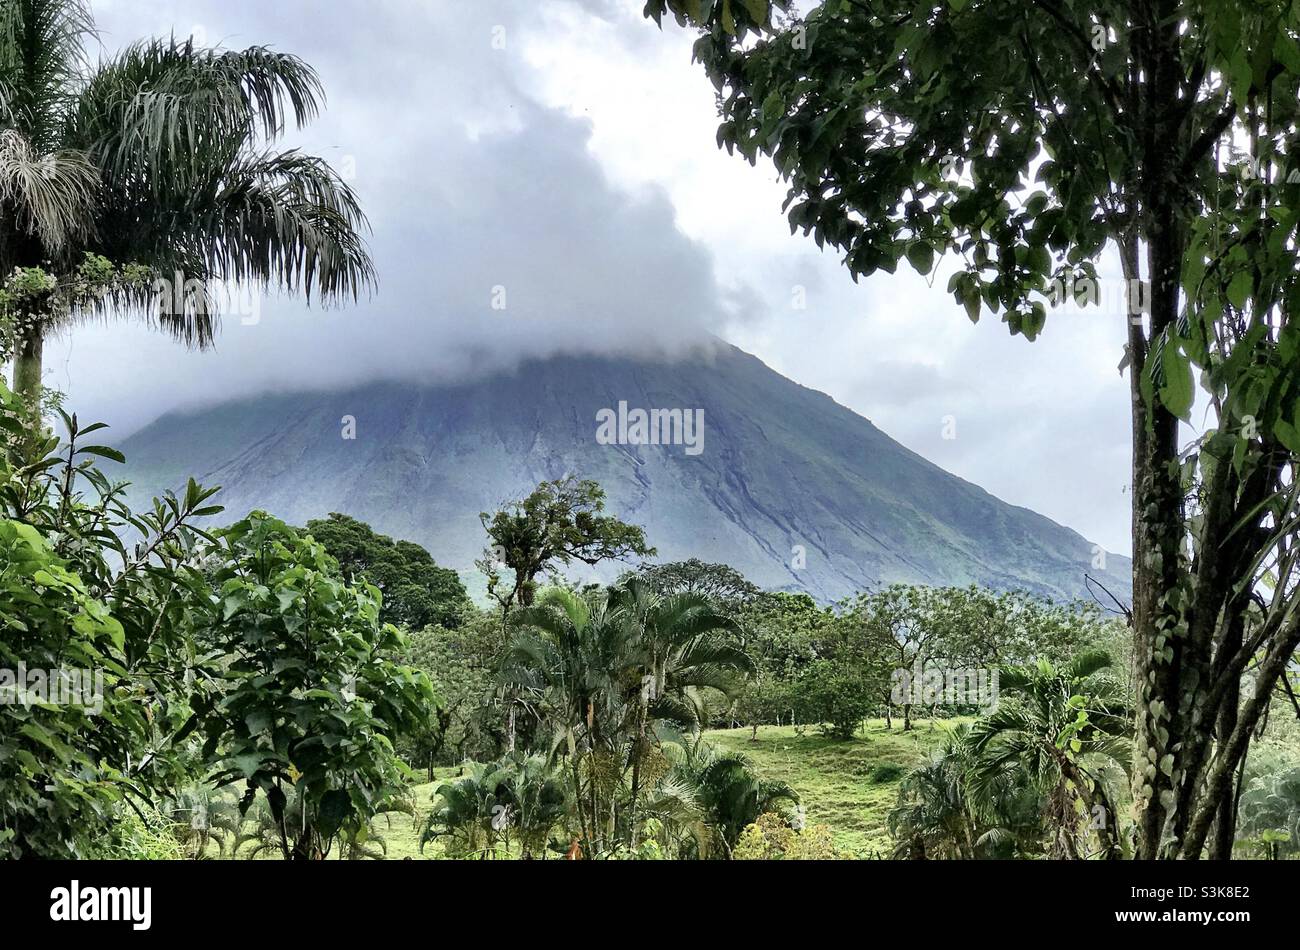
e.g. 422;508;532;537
0;0;372;409
686;748;798;857
888;724;1043;860
0;381;219;857
501;579;753;855
229;784;412;861
968;651;1131;858
420;752;568;859
192;512;435;860
1236;767;1300;859
167;785;243;859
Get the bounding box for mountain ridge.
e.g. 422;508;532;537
116;342;1132;605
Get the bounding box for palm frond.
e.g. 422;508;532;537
0;127;97;250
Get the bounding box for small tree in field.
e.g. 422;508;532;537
194;512;434;860
648;0;1300;859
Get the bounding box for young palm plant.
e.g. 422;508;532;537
968;650;1131;859
888;724;1044;860
0;0;372;408
685;747;798;858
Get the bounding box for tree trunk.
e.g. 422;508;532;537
11;323;42;412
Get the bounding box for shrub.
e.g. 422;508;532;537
733;812;843;860
794;659;878;740
868;763;907;784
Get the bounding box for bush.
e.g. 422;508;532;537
868;763;907;784
733;812;843;860
193;512;436;860
794;659;878;740
0;389;218;857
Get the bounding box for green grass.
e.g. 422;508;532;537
214;721;955;860
707;720;959;857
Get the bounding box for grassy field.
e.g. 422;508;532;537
708;720;956;856
371;719;955;859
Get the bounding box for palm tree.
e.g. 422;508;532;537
612;577;753;842
968;650;1131;859
888;730;980;860
501;580;756;855
686;748;798;857
888;724;1044;859
1236;768;1300;859
499;586;636;853
0;0;372;409
420;760;515;859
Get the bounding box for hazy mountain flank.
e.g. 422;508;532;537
117;343;1131;604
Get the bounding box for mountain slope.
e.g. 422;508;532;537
116;343;1131;604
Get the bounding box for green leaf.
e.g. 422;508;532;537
1159;345;1195;420
906;241;935;275
721;0;736;34
76;445;126;465
741;0;768;25
232;752;263;778
1226;271;1252;310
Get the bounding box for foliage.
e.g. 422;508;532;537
1236;767;1300;859
399;618;502;773
192;511;435;860
889;724;1044;860
305;513;471;630
87;806;186;860
686;748;798;856
793;658;883;740
420;753;567;859
0;382;219;857
968;651;1131;859
734;811;843;860
627;558;760;615
478;476;655;610
501;578;753;854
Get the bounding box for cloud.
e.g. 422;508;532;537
44;0;741;433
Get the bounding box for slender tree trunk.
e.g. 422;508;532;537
11;323;42;412
570;754;590;856
628;699;647;848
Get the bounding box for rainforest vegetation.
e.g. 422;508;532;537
2;0;1300;863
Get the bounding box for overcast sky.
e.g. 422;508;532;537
44;0;1135;555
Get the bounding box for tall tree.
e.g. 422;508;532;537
305;513;471;630
647;0;1300;858
627;558;760;615
478;476;655;611
0;0;372;409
